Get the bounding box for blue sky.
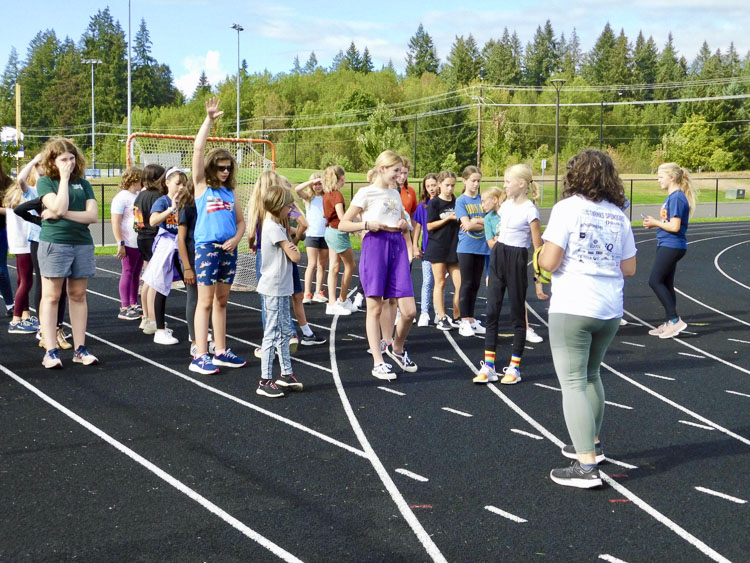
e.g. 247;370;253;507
2;0;749;96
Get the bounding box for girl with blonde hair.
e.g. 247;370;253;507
295;172;328;304
323;165;357;315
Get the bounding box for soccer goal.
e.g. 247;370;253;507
126;133;276;291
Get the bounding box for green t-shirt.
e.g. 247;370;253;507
37;176;96;245
484;210;501;241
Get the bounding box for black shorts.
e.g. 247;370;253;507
137;236;155;262
305;236;328;250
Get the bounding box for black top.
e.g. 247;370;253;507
133;189;161;239
178;204;197;267
423;196;458;264
14;198;43;226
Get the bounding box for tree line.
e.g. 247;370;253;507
1;10;749;176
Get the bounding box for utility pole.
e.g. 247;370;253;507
82;58;103;171
551;78;566;203
231;24;244;138
477;81;483;169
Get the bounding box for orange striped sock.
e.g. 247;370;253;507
510;355;521;369
484;351;496;369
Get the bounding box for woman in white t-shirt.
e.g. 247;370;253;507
536;149;636;489
110;167;143;321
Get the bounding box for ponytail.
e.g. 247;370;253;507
659;162;698;216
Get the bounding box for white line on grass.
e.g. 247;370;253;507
441;407;473;418
695;487;747;504
395;468;429;482
678;352;705;359
484;505;527;523
0;363;304;563
431;357;454;363
621;341;646;348
378;387;406;396
645;373;675;381
679;420;715;431
510;429;544;440
726;390;750;398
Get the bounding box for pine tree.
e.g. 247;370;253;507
330;50;345;72
0;47;20;123
722;42;741;76
303;52;318;74
444;35;481;85
656;33;684;99
691;41;712;76
361;47;374;74
583;23;616;85
133;18;155;66
405;24;439;77
343;42;362;72
632;32;658;87
609;29;632;85
560;28;582;78
523;20;559;86
194;70;211;97
20;30;61;129
291;54;302;74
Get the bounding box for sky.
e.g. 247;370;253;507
2;0;749;97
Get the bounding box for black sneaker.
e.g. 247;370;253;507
385;345;418;373
300;331;327;346
561;443;605;464
257;379;285;398
550;461;603;489
436;316;453;331
276;373;303;391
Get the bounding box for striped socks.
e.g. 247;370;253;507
484;351;496;370
510;355;521;369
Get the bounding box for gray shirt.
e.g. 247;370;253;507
256;217;293;296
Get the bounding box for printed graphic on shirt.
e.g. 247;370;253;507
133;205;146;231
574;208;625;267
206;195;234;214
439;206;455;219
660;205;668;221
463;202;484;239
72;183;84;191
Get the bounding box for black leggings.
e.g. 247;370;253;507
154;254;183;330
30;241;66;326
648;246;686;319
485;243;528;357
458;252;485;319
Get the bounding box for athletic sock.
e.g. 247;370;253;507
580;462;597;471
484;351;496;369
300;323;313;337
669;317;679;324
510;355;522;369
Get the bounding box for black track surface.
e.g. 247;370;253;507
1;222;749;562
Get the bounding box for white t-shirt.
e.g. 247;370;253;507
305;196;326;237
5;208;30;254
543;195;637;320
350;185;406;229
256;217;293;297
497;199;540;248
110;190;138;248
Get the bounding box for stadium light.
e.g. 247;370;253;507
551;78;566;202
231;24;244;138
82;58;103;171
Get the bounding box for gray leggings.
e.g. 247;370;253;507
186;283;197;341
549;313;620;455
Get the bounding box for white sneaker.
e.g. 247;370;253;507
458;320;475;337
417;312;430;327
289;336;299;354
434;313;440;325
142;320;157;335
352;292;364;310
471;320;486;335
342;298;359;313
473;362;498;384
620;318;628;326
154;328;178;345
526;327;543;343
138;316;149;330
326;302;352;316
371;362;397;381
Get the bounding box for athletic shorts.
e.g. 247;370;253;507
359;230;413;299
137;235;155;262
195;243;237;286
292;262;302;294
38;241;96;279
324;227;352;254
305;236;328;250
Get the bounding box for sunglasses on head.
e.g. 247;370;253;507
217;165;233;172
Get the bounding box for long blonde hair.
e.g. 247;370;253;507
659;162;697;216
481;185;506;210
322;165;345;193
505;163;539;203
247;169;282;240
2;182;23;208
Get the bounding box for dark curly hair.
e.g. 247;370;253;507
39;137;86;180
562;149;626;208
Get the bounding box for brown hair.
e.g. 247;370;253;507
205;148;237;190
437;170;457;184
39;137;86;180
420;173;438;203
263;184;295;220
461;165;481;180
142;164;166;194
180;177;195;209
562;149;626;208
120;166;142;191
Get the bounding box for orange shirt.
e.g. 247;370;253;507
399;184;418;217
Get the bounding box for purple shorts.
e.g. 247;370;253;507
359;230;414;299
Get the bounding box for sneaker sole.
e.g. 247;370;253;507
473;376;498;384
213;360;247;368
436;325;453;331
561;448;606;464
256;389;285;398
550;471;603;489
189;364;219;375
276;382;303;391
8;329;38;334
300;339;326;346
43;360;63;369
500;376;521;385
73;358;98;366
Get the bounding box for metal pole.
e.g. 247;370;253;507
551;79;565;203
82;59;102;171
715;178;719;218
477;82;482;168
294;127;297;168
127;0;131;150
231;24;244;139
599;99;604;150
413;114;418;177
100;183;105;246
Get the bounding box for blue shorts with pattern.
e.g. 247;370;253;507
194;243;237;286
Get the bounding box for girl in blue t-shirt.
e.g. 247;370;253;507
642;162;697;339
189;97;247;375
412;173;438;327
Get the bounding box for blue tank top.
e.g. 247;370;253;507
194;186;237;245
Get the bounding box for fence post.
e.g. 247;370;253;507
715;178;719;218
100;183;105;246
350;181;353;201
629;180;633;222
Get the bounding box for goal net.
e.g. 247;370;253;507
126;133;275;291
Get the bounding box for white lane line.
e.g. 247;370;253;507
484;505;528;523
695;487;747;504
603;457;638;470
0;363;303;563
645;373;675;381
678;352;705;359
605;401;633;410
347;333;366;340
511;429;544;440
621;341;646;348
432;356;454;364
534;383;561;392
679;420;715;431
327;316;447;563
728;338;750;344
599;555;629;563
524;346;534;350
714;240;750;291
726;390;750;398
676;288;750;328
395;468;429;482
378;386;406;396
441;407;473;418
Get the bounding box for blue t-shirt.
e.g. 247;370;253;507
178;204;197;267
194;186;237;245
484;210;500;241
413;200;430;253
151;195;180;235
656;190;689;249
455;193;489;255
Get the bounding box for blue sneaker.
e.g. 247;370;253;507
42;347;63;369
28;316;40;328
73;345;99;366
9;319;37;334
213;348;247;368
189;353;219;375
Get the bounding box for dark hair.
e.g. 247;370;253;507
420;173;438;203
142;164;166;194
205;148;237;190
562;149;626;208
39;137;86;180
461;165;481;180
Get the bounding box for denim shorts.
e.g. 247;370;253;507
38;241;96;279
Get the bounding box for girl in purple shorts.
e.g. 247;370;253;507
339;150;417;381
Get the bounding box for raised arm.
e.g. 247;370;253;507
17;154;42;193
192;97;223;199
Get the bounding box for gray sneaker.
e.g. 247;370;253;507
561;443;605;464
550;461;603;489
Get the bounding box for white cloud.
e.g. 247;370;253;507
174;50;229;97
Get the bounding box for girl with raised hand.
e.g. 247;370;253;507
339;150;417;380
423;170;461;332
189;97;247;375
323;165;356;316
36;137;99;368
455;165;490;337
642;163;696;339
473;164;542;385
412;173;438;327
295;173;328;304
536;149;636;488
110;166;143;321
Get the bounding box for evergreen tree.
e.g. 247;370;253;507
656;33;684;99
20;30;60;129
303;52;318;74
291;54;302;74
609;29;632;85
356;101;407;163
583;23;616;84
690;41;713;76
560;28;582;79
51;38;87;129
632;32;658;88
523;20;559;86
343;42;362;71
133;18;155;66
330;50;345;71
405;23;439;77
194;70;211;97
444;35;481;85
361;47;374;74
722;42;741;76
0;47;20;124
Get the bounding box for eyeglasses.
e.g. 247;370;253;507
217;165;233;172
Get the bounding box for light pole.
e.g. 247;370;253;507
231;23;244;138
82;58;102;171
551;78;565;203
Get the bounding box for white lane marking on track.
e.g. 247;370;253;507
378;386;406;396
728;338;750;344
0;363;304;563
441;407;473;418
726;390;750;398
534;383;561;391
603;457;638;470
395;468;429;482
605;401;633;410
524;346;534;350
676;289;750;328
695;487;747;504
432;356;454;363
678;352;705;359
445;331;734;563
679;420;715;431
621;341;646;348
511;429;544;440
347;333;366;339
327;315;447;563
645;373;675;381
713;240;750;291
484;505;528;523
599;555;629;563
